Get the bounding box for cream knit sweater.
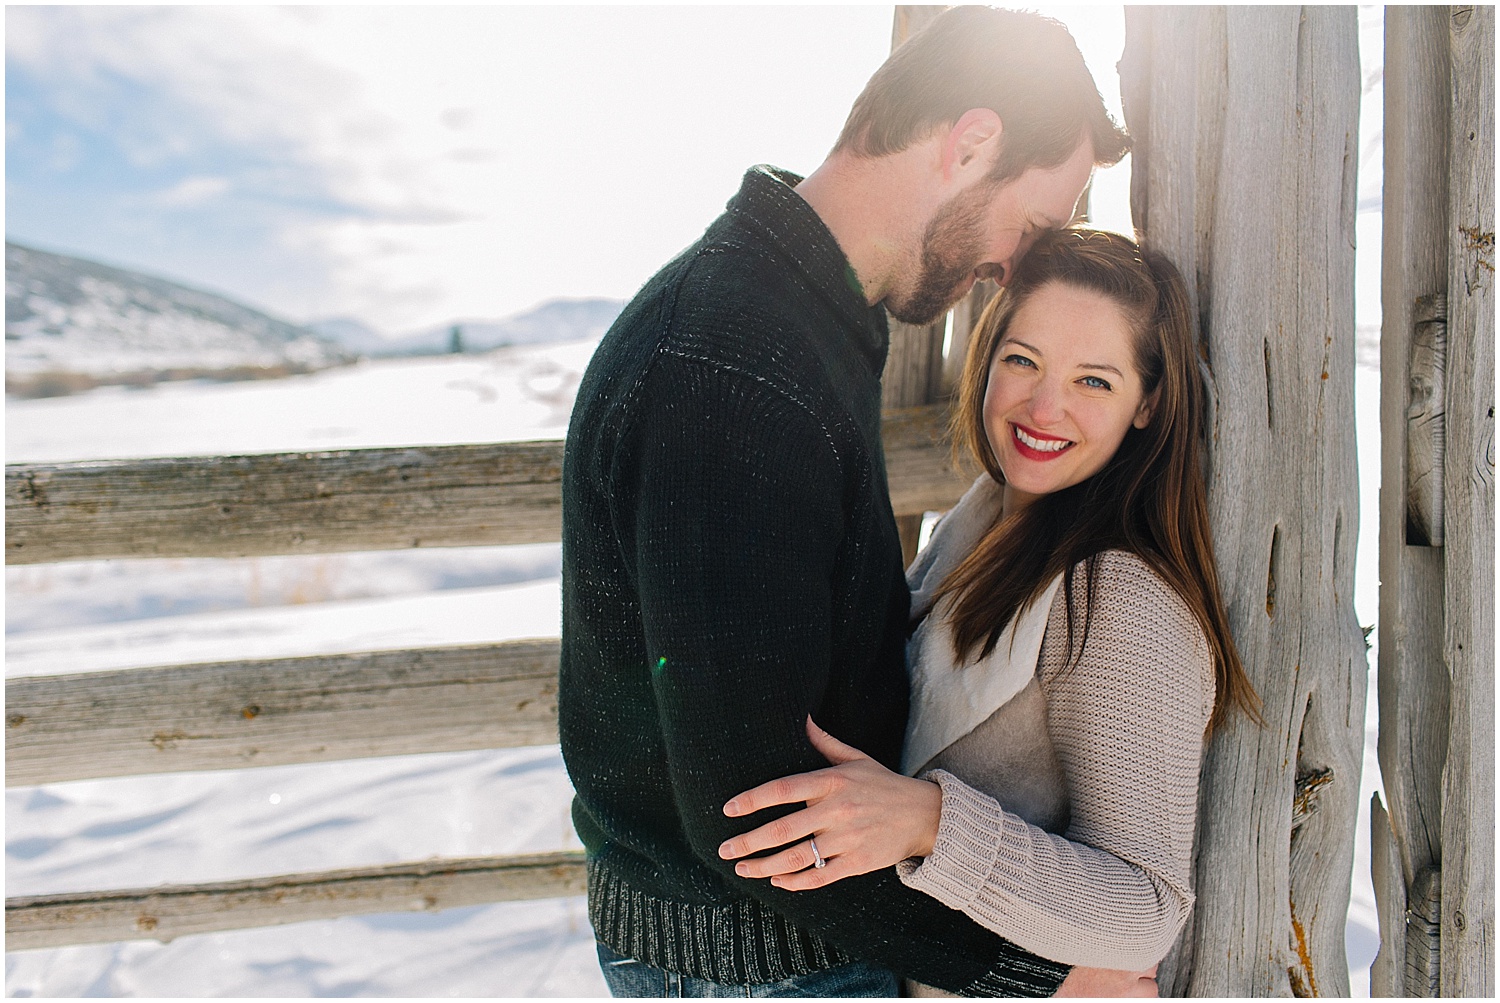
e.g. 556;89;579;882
897;544;1215;982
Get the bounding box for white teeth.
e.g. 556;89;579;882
1014;426;1072;452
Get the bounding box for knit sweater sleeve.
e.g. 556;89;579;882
897;551;1214;970
615;353;1070;997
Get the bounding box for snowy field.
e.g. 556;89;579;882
6;340;1383;996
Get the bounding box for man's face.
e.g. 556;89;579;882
886;140;1095;326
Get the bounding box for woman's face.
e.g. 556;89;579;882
983;280;1157;518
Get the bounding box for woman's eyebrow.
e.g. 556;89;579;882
999;341;1127;378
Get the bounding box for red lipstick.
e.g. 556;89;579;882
1010;423;1074;462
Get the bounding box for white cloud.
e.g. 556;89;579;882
5;8;1147;334
13;6;903;328
7;7;357;164
150;176;232;208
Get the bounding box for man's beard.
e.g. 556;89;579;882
885;183;993;326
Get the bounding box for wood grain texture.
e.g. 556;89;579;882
882;318;948;412
5;850;585;951
1376;14;1455;998
5;640;560;786
1121;7;1365;995
5;406;968;565
884;322;950;565
5;441;565;564
1406;294;1449;545
1440;6;1495;995
945;279;999;395
883;8;958;567
882;405;972;517
1369;793;1407;996
1374;15;1452;941
1405;866;1444;995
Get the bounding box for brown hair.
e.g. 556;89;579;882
834;6;1130;184
939;228;1260;734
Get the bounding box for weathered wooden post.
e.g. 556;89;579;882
883;5;955;566
1119;7;1366;995
1437;7;1494;992
1371;5;1495;997
883;7;1011;566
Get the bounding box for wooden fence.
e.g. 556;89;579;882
1372;6;1495;996
5;403;970;951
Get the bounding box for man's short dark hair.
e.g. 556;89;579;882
834;6;1130;183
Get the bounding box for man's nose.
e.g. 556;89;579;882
995;232;1043;287
979;259;1014;287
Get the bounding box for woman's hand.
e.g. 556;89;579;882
717;717;942;890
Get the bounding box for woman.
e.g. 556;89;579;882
717;228;1259;995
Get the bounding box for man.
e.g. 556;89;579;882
561;7;1138;996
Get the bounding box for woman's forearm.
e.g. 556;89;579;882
898;770;1191;971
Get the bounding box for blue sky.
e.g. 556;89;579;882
5;5;1152;336
6;6;1376;338
5;6;902;334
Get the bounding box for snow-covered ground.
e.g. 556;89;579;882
6;343;609;998
6;338;598;463
6;341;1383;996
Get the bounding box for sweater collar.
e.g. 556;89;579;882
725;165;889;365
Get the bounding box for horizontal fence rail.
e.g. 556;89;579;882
5;404;968;564
5;440;564;564
6;403;968;951
5;849;586;951
5;640;560;787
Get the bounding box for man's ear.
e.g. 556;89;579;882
1133;387;1161;429
942;108;1004;182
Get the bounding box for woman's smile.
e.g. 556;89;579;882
1010;422;1074;459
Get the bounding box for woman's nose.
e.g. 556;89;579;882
1026;381;1066;424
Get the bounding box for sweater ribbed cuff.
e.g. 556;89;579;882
898;769;1030;911
961;960;1072;998
900;771;1071;996
587;859;856;985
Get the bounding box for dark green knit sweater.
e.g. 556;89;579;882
559;166;1070;996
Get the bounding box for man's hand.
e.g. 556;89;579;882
1053;964;1158;998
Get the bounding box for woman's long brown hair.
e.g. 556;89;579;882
937;228;1260;733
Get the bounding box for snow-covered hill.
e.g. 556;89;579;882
3;240;623;399
310;298;624;357
4;242;352;396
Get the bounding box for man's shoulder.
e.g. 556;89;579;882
594;211;805;347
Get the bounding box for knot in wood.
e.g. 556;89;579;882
19;472;50;511
1291;767;1335;831
151;730;187;751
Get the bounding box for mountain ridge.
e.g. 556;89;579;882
308;297;623;357
5;241;623;397
5;241;351;397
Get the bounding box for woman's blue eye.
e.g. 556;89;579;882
1003;354;1036;369
1079;375;1112;390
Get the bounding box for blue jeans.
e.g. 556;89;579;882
596;942;900;998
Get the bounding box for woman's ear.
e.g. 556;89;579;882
1133;387;1161;429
